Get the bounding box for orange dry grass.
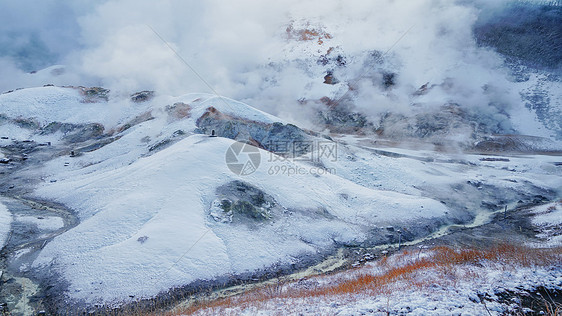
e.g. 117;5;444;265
173;244;562;315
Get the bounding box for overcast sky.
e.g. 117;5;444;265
0;0;539;132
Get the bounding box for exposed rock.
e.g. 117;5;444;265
317;47;347;67
285;21;332;45
370;104;505;149
316;97;370;133
78;86;110;103
13;118;41;130
323;71;339;85
382;72;396;89
76;137;120;153
209;199;234;223
41;122;78;135
474;134;560;153
116;111;154;133
148;130;187;153
232;200;271;221
130;91;155;103
413;82;431;96
213;181;278;224
196;107;311;156
166;102;191;121
480;157;510;162
38;122;105;143
474;3;562;70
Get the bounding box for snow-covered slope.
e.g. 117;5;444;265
32;134;450;302
1;86;560;306
0;86;135;127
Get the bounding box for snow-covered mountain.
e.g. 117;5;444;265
0;85;560;309
0;0;561;313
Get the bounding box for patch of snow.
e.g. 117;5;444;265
532;201;562;226
15;216;64;231
0;201;11;248
531;201;562;247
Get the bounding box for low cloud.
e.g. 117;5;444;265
0;0;558;137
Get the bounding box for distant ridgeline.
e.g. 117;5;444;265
474;1;562;70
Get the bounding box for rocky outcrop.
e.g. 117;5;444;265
473;134;561;153
130;91;154;103
210;181;278;225
41;122;105;143
315;97;371;134
77;86;110;103
165;102;191;121
196;107;311;156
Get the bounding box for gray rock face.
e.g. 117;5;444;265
314;97;371;134
474;134;560;153
40;122;105;143
78;86;110;103
130;91;155;103
1;116;106;145
196;107;311;156
376;105;475;140
211;181;278;225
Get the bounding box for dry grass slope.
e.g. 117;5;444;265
174;244;562;315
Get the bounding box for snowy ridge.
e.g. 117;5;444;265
0;87;118;126
171;93;287;125
32;135;448;302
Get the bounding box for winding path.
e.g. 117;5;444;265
0;195;79;315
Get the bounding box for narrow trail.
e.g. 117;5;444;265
0;194;79;315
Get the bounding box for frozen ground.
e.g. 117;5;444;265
0;87;560;311
14;216;64;232
32;134;449;302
